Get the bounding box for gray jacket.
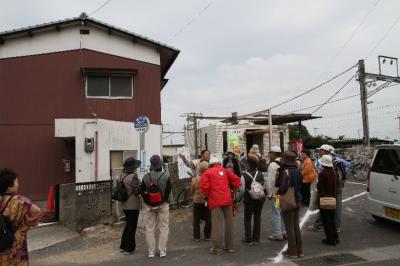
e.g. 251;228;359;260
119;173;142;210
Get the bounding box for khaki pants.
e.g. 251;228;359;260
144;203;169;253
211;206;234;251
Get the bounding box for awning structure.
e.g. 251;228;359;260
252;113;321;125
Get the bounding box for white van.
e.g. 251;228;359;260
368;145;400;223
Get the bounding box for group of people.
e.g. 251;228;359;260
0;142;350;264
181;143;350;259
117;155;171;258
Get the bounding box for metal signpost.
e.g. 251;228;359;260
134;115;150;176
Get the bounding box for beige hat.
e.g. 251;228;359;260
318;154;333;167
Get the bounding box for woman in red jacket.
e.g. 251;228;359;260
201;156;241;255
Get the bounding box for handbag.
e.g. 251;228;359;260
280;187;297;210
320;197;336;210
278;169;296;210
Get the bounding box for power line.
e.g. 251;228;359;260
366;13;400;59
166;1;215;43
324;0;381;70
89;0;112;17
312;75;356;114
286;93;360;114
269;64;357;110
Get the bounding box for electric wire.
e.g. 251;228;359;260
323;0;381;71
89;0;113;17
312;75;356;114
166;1;215;43
269;65;357;111
366;12;400;59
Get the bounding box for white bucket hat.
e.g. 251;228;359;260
209;156;221;165
270;146;281;153
318;154;333;167
318;144;334;153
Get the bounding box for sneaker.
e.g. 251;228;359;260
282;250;298;259
252;241;259;245
193;238;201;242
268;235;284;241
123;251;134;255
209;248;223;255
241;240;254;246
204;238;211;241
297;253;305;258
148;252;155;258
227;249;236;253
336;227;341;233
160;251;167;258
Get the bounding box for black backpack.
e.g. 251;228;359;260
112;175;129;202
0;196;15;252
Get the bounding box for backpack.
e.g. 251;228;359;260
143;173;164;207
0;196;16;252
333;158;346;187
112;175;129;202
246;171;265;200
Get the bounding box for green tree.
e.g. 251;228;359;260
288;124;332;149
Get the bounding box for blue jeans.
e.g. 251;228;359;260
271;197;286;236
314;191;342;228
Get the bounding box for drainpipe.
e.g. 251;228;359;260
83;120;98;182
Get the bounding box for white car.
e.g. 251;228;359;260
368;144;400;223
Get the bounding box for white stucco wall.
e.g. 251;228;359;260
0;24;160;65
55;118;161;183
185;123;290;157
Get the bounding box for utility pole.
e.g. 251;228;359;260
396;115;400;142
358;59;370;147
357;56;400;147
268;109;273;151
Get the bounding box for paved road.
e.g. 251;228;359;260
30;181;400;266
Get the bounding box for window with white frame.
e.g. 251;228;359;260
86;75;133;98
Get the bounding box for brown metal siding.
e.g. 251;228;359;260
0;50;162;200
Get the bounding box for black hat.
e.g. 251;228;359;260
282;151;298;166
123;157;141;173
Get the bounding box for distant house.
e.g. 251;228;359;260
0;14;179;200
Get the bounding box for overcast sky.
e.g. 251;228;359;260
2;0;400;143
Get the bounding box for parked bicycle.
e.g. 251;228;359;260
348;152;372;182
176;171;193;209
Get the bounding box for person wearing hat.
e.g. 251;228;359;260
200;156;241;255
242;154;265;246
266;146;287;241
191;161;212;241
119;157;142;255
141;155;171;258
276;151;304;259
223;149;241;177
312;144;351;233
317;155;339;246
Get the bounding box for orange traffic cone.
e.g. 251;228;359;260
46;185;55;212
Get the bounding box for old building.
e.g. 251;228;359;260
0;14;179;200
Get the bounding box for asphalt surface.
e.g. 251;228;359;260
30;181;400;266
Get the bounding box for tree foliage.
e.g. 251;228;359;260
288;124;332;149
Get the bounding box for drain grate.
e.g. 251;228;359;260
295;253;367;266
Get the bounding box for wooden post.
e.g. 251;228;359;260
268;109;273;151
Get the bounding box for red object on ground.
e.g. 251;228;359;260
46;185;55;212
